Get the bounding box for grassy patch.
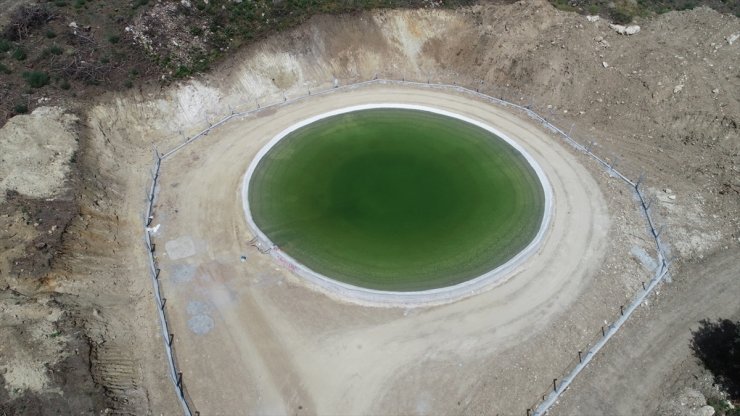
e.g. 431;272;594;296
12;47;27;61
549;0;739;23
22;71;50;88
14;103;28;114
41;45;64;58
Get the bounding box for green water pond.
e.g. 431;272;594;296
248;108;545;291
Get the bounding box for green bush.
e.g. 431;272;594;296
107;34;120;44
610;7;634;24
173;65;191;78
22;71;50;88
14;103;28;114
707;397;740;415
41;45;63;58
45;30;57;38
0;39;10;53
12;47;26;60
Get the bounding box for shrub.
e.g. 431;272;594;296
173;65;191;78
12;47;26;60
610;7;634;24
59;79;71;90
45;30;57;38
692;319;740;400
41;45;63;58
0;39;10;53
22;71;50;88
14;103;28;114
107;34;120;44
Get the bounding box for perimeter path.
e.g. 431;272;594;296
150;84;610;415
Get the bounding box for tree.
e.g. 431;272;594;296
691;319;740;400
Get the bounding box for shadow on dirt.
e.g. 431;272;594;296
691;319;740;400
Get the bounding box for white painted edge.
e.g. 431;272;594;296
241;103;553;307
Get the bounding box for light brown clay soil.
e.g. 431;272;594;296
0;0;738;414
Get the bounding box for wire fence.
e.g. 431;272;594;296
142;75;671;416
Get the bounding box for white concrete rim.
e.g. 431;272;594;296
241;103;553;307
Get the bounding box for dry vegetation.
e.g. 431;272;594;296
0;0;736;123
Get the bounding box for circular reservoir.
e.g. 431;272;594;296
246;107;546;292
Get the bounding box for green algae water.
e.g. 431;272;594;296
248;109;545;291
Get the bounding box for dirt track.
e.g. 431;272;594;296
552;249;740;415
150;84;620;414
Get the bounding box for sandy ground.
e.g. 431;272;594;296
150;84;621;415
551;248;740;415
2;1;737;414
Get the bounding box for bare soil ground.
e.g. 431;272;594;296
150;84;617;415
1;0;738;414
552;248;740;415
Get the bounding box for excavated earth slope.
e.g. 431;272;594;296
0;0;738;414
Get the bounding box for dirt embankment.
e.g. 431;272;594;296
0;0;738;413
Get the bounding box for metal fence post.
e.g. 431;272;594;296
138;78;672;416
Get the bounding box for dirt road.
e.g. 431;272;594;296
145;83;654;415
551;249;740;415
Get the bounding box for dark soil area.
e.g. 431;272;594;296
0;291;108;416
1;190;78;278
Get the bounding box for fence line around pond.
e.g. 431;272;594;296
141;77;670;415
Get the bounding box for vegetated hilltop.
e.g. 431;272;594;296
0;0;478;124
0;0;737;125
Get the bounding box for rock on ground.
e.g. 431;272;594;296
0;107;78;203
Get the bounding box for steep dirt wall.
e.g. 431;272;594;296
90;0;738;260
